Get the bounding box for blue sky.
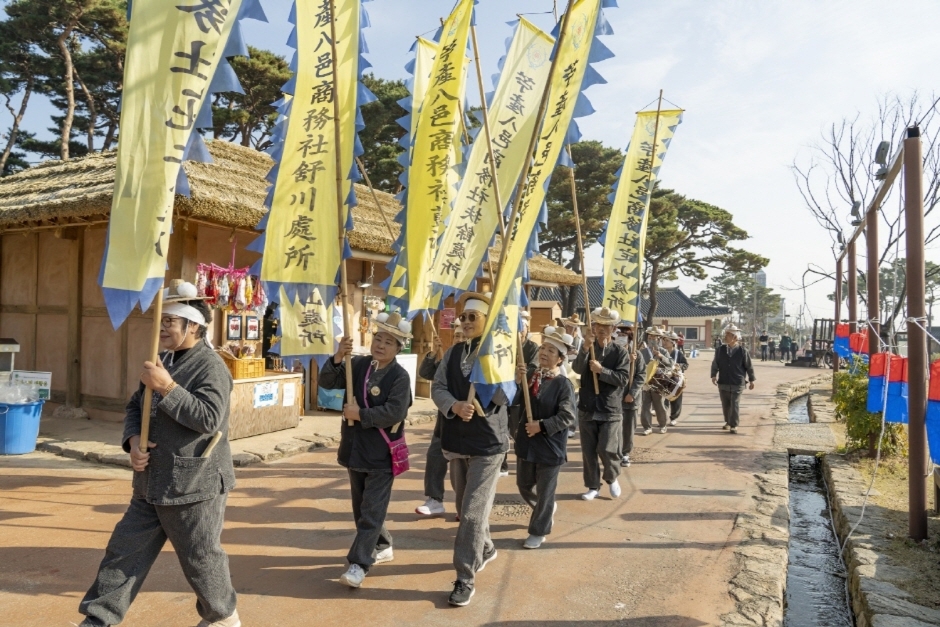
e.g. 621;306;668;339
6;0;940;324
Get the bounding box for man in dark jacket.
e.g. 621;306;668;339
711;324;756;434
320;311;413;589
501;310;539;475
662;331;689;426
573;307;631;501
79;281;239;627
415;329;463;518
432;292;509;607
618;322;645;467
512;327;576;549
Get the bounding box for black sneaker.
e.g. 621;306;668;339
449;579;475;606
477;546;498;572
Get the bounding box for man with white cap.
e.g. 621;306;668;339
661;331;689;426
639;327;675;434
79;280;240;627
711;324;756;433
320;311;414;589
512;326;576;549
573;307;632;500
501;309;539;476
431;292;509;607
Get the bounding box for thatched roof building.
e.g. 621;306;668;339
0;140;580;286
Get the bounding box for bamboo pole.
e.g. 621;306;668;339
138;286;164;454
329;0;354;426
565;144;599;394
628;89;664;385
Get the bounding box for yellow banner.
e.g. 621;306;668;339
402;0;474;314
102;0;244;294
276;287;336;363
472;274;522;400
480;0;600;344
602;109;683;322
429;18;554;297
259;0;360;295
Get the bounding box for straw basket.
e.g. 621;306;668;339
220;353;265;380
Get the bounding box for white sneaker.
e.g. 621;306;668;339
581;489;599;501
498;470;510;477
340;563;366;588
523;534;545;549
197;610;241;627
374;547;394;564
609;480;622;498
659;426;668;434
669;419;678;426
722;423;730;430
415;497;446;517
643;428;653;435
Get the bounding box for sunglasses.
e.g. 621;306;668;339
458;312;482;323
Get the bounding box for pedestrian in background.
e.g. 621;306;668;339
758;330;769;361
711;325;756;434
768;337;776;360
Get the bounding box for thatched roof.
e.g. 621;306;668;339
0;140;580;286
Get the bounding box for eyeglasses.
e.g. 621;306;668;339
160;315;183;329
458;312;482;323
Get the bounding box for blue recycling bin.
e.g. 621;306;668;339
0;400;44;455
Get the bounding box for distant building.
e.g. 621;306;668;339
529;281;731;348
755;270;767;288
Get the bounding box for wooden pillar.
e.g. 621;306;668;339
64;228;84;408
168;221;198;283
848;241;858;334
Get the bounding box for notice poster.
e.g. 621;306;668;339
282;381;296;407
253;381;278;408
11;371;52;400
440;308;456;330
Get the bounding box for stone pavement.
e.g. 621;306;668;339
0;356;823;627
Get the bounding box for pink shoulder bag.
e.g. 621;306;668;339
364;364;410;476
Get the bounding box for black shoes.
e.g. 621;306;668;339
449;579;475;606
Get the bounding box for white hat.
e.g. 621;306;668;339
373;311;413;345
591;307;621;326
541;326;575;355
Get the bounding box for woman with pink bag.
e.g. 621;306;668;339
318;311;414;589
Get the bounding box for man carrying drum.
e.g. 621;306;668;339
661;331;689;427
639;327;675;435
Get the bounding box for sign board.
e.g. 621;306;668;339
440;308;456;329
282;381;296;407
253;381;279;408
11;371;51;400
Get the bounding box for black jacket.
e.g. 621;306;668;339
711;344;756;388
573;340;631;417
513;374;576;466
319;355;412;471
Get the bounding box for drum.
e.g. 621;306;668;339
646;364;686;402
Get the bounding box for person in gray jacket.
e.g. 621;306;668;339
512;327;576;549
711;324;756;433
639;327;675;435
79;280;239;627
431;292;509;607
501;310;539;476
415;329;463;519
320;311;413;589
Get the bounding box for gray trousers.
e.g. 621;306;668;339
641;389;668;429
719;387;743;428
348;468;394;571
424;429;448;502
579;413;622;490
516;460;561;536
450;454;502;582
501;407;522;472
79;495;235;627
622;398;639;456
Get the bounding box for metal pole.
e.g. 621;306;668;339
866;201;880;356
848;241;858;334
834;257;843;392
903;126;928;541
329;0;354;426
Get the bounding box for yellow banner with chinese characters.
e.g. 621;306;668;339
276;287;337;363
402;0;474;315
602;109;683;322
429;18;554;298
479;0;600;345
101;0;244;296
472;273;522;402
259;0;360;295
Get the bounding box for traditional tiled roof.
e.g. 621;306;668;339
529;280;731;319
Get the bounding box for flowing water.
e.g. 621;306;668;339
783;396;855;627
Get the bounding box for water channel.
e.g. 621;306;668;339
783;395;855;627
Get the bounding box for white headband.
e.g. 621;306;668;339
164;302;207;326
463;299;489;315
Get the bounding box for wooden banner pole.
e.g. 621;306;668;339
138;285;165;454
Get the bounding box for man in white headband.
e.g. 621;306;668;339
79;280;240;627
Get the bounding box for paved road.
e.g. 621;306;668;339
0;357;821;626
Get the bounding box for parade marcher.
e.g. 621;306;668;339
662;332;688;427
562;313;586;438
759;330;769;361
79;281;239;627
501;310;539;476
573;307;631;501
619;322;645;468
512;327;577;549
639;327;675;434
431;292;509;607
415;329;464;518
711;324;756;434
319;312;414;589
